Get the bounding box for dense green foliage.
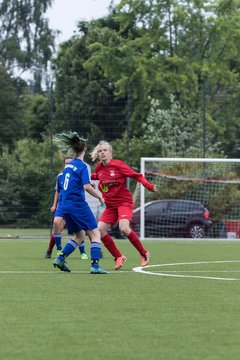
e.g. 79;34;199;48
0;65;25;146
0;0;55;79
52;0;240;156
1;0;240;226
0;139;62;226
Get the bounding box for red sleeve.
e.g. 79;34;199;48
91;162;101;180
91;173;98;180
116;160;155;192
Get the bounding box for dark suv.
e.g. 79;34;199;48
130;199;213;238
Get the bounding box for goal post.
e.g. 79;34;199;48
138;158;240;240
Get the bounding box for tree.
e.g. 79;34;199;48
153;0;240;155
0;0;55;79
0;137;62;226
53;22;128;144
83;5;166;136
142;96;223;157
110;96;223;171
52;0;240;156
0;65;25;148
21;93;52;141
83;0;240;153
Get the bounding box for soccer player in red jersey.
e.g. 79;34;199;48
91;140;157;270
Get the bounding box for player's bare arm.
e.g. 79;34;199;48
84;183;105;206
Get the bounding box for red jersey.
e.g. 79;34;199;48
91;159;155;208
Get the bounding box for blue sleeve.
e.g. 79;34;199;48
55;176;59;192
81;164;91;185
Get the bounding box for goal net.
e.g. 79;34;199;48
133;158;240;240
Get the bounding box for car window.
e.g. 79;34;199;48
146;202;167;216
168;201;200;212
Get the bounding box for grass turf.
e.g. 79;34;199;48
0;232;240;359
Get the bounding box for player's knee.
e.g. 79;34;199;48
53;218;63;233
119;224;130;237
98;224;111;238
88;228;101;243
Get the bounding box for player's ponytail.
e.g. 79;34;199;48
55;131;87;155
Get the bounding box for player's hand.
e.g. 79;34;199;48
153;184;158;192
99;197;105;206
50;206;56;212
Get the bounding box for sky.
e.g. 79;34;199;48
46;0;117;43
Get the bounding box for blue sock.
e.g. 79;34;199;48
61;240;77;258
54;234;62;251
91;242;101;267
78;241;86;254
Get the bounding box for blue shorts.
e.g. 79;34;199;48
55;203;64;218
63;204;97;233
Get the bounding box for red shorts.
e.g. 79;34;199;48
99;204;133;224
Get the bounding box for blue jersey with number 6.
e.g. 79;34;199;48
62;158;91;210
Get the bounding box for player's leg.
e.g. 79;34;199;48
44;233;55;258
52;216;65;255
56;230;85;264
86;228;107;274
54;229;88;272
53;209;106;273
75;205;107;273
98;207;126;268
118;206;150;267
77;231;88;259
53;214;77;272
99;221;126;270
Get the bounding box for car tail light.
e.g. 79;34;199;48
203;209;210;220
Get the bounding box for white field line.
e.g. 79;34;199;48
157;270;240;273
1;261;240;280
0;270;131;274
133;260;240;281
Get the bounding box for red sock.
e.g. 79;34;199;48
47;234;55;251
127;230;146;255
101;234;122;258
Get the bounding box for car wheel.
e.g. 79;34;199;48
188;224;205;238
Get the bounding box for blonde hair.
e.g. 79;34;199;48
90;140;112;161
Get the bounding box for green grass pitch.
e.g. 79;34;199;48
1;231;240;360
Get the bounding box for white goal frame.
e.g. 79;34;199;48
140;157;240;240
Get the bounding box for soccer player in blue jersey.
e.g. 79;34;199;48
53;132;107;274
44;156;88;260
